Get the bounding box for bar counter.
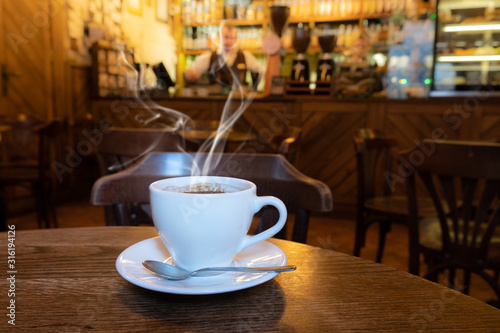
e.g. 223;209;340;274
91;93;500;206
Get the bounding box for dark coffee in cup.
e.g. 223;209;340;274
163;182;239;194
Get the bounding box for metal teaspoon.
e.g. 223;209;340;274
142;260;296;280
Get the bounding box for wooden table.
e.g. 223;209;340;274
3;226;500;331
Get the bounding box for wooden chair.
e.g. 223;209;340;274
273;125;302;165
90;152;333;243
0;120;65;229
183;120;221;131
403;140;500;302
353;128;438;263
95;127;188;225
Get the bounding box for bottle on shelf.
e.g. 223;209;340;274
344;24;353;47
256;5;265;21
345;0;353;16
182;0;191;24
376;0;385;14
325;0;332;17
337;24;345;48
290;0;298;19
333;0;340;17
339;0;346;17
352;0;361;15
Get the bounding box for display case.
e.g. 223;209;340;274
432;0;500;96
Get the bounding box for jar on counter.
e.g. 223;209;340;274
246;4;256;20
256;5;265;21
236;5;246;19
224;4;235;19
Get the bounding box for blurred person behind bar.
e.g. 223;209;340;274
185;21;264;88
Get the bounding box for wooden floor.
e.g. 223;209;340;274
10;198;497;306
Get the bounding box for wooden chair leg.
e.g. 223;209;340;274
448;268;456;290
425;262;441;283
376;221;390;263
42;192;58;228
0;189;7;232
34;187;45;229
292;209;310;244
353;215;366;257
113;203;132;226
255;207;288;240
463;270;471;295
48;199;58;228
104;205;116;226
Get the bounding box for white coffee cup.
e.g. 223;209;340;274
149;176;287;271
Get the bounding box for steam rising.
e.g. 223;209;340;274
115;40;262;178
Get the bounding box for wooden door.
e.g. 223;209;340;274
0;0;53;121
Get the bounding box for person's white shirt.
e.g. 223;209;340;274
186;46;264;82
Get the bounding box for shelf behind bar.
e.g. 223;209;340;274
183;19;266;27
437;54;500;62
442;22;500;33
288;12;391;24
183;49;265;56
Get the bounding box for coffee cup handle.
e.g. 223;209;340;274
236;196;287;253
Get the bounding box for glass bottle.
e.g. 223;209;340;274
345;0;352;16
344;24;353;47
337;24;345;48
376;0;384;13
339;0;346;17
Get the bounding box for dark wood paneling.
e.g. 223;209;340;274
481;104;500;142
87;98;500;205
299;103;369;202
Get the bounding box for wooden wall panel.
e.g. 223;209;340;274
158;100;218;121
298;103;369;202
481;105;500;142
1;0;53;120
385;102;461;151
87;98;500;207
193;100;298;154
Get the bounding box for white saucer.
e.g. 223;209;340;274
116;237;287;295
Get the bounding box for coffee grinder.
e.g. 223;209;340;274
316;24;336;82
263;5;290;95
290;23;311;81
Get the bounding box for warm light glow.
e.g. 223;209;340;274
438;55;500;62
399;78;408;85
443;24;500;32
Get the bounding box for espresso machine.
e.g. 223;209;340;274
316;24;336;82
290;23;311;81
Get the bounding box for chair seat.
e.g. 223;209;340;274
365;196;440;217
0;166;39;184
419;217;500;262
0;159;38;168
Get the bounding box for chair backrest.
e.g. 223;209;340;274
354;128;399;202
275;125;302;164
91;152;333;240
37;120;66;179
1;114;43;162
96;127;186;175
402;140;500;276
184;120;221;131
